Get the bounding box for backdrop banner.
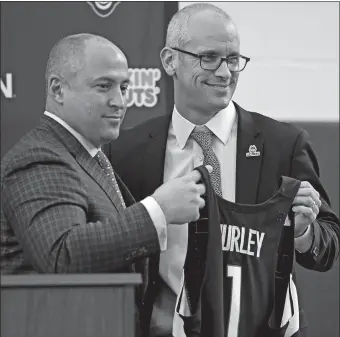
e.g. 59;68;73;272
1;1;178;156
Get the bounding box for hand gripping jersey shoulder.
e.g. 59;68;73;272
183;165;302;337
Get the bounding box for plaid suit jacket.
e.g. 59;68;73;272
1;115;160;275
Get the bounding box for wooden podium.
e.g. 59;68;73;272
1;273;142;337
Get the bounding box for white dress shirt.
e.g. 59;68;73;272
44;111;167;250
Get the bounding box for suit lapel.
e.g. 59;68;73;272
39;115;120;212
235;103;264;204
75;150;122;212
141;116;171;198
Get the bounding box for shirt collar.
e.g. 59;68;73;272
172;101;237;150
44;111;100;157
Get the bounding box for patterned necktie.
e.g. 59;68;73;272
191;125;223;197
94;150;126;209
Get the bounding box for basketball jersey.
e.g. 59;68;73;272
183;166;302;337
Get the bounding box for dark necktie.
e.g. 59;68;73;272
94;150;126;209
191;125;222;197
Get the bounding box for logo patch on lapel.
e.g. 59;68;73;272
246;145;261;157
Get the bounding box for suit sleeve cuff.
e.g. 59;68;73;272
140;196;167;251
295;224;313;253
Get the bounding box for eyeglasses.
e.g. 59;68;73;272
171;47;250;72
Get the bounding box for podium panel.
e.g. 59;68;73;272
1;274;142;337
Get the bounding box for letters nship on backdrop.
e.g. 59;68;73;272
0;1;177;156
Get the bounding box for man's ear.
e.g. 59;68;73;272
160;47;177;76
47;75;65;104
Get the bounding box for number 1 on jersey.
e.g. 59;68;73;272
226;265;242;337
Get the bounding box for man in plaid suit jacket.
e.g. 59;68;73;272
0;33;208;277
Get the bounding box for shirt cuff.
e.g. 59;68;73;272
140;196;167;251
295;224;313;253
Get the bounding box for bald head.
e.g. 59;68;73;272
166;3;235;48
45;33;130;146
45;33;119;93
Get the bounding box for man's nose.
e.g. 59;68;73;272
214;59;232;78
108;88;125;109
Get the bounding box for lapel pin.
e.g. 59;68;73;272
246;145;260;157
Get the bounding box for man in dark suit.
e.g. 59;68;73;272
110;4;340;337
0;33;209;276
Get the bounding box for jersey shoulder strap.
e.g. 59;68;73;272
269;176;302;336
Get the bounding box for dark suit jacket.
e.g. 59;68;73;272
1;115;161;275
110;102;340;336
